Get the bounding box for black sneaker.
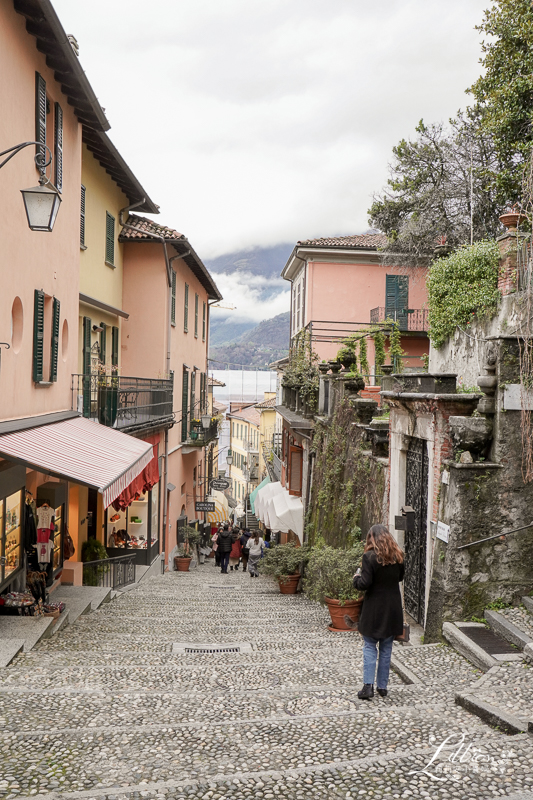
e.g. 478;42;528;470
377;688;388;697
357;684;374;700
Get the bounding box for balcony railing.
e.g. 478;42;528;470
82;554;136;589
244;440;259;453
263;433;282;482
72;374;173;432
370;307;428;332
184;419;219;446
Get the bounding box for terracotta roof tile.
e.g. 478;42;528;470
227;406;261;426
297;233;387;249
255;397;277;409
119;214;185;241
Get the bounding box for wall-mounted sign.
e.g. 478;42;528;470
436;521;450;543
210;479;230;491
195;501;215;513
503;384;533;411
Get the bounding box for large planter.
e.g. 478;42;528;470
325;596;363;631
174;556;192;572
449;415;493;454
278;573;300;594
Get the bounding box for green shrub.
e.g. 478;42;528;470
81;538;108;563
303;544;364;605
259;542;309;582
427;240;500;348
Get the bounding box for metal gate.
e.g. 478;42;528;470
404;437;428;624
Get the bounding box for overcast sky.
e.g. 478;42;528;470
53;0;488;258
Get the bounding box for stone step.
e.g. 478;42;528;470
443;621;521;672
523;595;533;614
484;608;533;651
0;726;531;800
455;660;533;734
0;615;55;655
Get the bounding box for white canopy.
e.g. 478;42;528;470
255;480;304;542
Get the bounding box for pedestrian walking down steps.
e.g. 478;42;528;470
217;524;234;574
229;527;242;570
246;531;264;577
351;524;405;700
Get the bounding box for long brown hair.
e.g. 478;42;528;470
365;524;404;565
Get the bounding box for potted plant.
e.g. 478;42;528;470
336;346;357;371
174;526;202;571
328;360;342;374
303;544;365;631
259;542;309;594
318;361;330;374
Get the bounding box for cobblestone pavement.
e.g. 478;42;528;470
1;564;533;800
499;606;533;641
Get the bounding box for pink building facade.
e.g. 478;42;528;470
282;234;429;375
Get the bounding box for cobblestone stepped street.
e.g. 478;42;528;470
1;565;533;800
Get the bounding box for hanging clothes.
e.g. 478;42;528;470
24;500;37;553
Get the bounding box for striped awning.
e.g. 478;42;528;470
0;416;153;508
207;490;230;525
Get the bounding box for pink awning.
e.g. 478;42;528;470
0;416;153;508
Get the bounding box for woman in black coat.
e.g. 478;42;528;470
353;524;405;700
217;525;234;574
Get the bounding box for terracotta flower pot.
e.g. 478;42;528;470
278;572;300;594
325;596;363;631
174;556;192;572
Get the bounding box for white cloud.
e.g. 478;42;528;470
52;0;487;258
210;271;289;323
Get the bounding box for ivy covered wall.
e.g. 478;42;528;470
306;397;387;547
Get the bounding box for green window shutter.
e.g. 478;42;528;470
385;275;409;327
181;368;189;442
82;317;92;418
32;289;45;382
184;284;189;331
49;297;60;382
105;212;115;266
111;326;119;368
54;103;63;193
80;185;86;247
190;370;196;421
100;323;107;367
202;302;206;341
171;269;176;325
194;294;199;337
35;73;46;168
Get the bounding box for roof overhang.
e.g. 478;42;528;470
14;0;110;131
281;245;383;281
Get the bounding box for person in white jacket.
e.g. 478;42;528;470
246;532;264;578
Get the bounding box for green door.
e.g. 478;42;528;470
385;275;409;329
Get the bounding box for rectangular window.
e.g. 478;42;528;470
184;284;189;331
105;212;115;266
385;274;409;328
99;323;107;367
194;293;199;338
181;368;189;442
111;326;119;371
82;316;91;417
289;446;303;496
54;103;63;193
202;302;206;341
35;72;46;168
80;185;86;247
49;298;60;382
190;370;196;423
32;289;45;383
171;269;176;326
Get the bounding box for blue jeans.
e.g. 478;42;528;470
362;635;394;688
220;552;230;572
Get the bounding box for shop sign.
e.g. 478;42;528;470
436;521;450;543
195;501;215;512
210;479;230;491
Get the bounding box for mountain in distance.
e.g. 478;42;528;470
209;311;290;369
209;318;257;346
204;243;294;280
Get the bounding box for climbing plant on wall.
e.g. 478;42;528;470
283;328;320;409
306;397;386;547
427;240;501;348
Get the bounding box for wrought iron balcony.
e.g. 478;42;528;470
244;439;259;453
370;307;428;332
185;419;219;446
72;374;173;433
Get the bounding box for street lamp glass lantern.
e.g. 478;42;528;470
226;449;233;465
201;413;211;429
20;182;61;232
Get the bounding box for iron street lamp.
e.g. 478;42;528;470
226;449;233;465
201;413;211;429
0;141;61;232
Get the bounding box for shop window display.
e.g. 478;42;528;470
107;492;149;549
3;490;22;581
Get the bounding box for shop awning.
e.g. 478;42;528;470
249;476;270;514
255;480;304;542
207;490;230;525
0;415;153;508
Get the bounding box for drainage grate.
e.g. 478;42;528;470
460;626;517;655
185;647;239;654
172;641;253;655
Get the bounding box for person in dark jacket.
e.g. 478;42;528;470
217;524;233;574
353;524;405;700
240;529;251;572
